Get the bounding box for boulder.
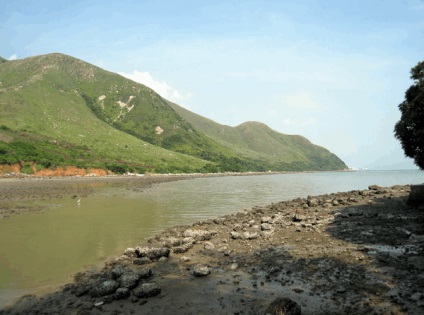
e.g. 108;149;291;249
133;283;161;298
119;272;142;289
173;243;193;254
90;280;120;298
230;231;242;239
193;265;211;277
138;267;153;279
183;229;216;241
135;246;170;260
133;257;152;265
243;231;259;240
115;288;130;300
261;223;273;231
264;297;301;315
204;241;215;250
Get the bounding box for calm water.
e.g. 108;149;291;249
0;170;423;307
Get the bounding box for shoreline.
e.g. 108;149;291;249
1;184;423;314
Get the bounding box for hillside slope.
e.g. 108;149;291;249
0;53;347;173
0;54;209;173
169;102;347;171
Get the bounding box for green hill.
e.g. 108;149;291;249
0;53;347;174
169;102;346;171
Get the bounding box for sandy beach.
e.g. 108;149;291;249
0;178;423;315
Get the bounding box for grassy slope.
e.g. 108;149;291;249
168;102;347;170
0;54;208;173
0;53;347;173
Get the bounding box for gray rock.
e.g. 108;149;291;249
133;283;161;298
193;265;211;277
243;231;259;240
173;243;193;254
90;280;120;298
183;229;216;241
264;297;301;315
204;241;215;250
111;264;132;279
115;288;130;299
261;216;272;223
161;237;181;247
307;197;319;207
119;272;141;289
133;257;152;265
138;267;153;279
135;246;170;260
230;231;242;239
123;247;137;258
261;223;273;231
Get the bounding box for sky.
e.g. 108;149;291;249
1;0;423;169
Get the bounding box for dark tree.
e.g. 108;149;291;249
394;61;424;169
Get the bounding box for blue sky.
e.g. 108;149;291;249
1;0;423;169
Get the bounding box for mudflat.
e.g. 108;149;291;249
0;180;423;315
0;174;202;218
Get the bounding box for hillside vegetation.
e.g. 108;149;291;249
0;53;347;174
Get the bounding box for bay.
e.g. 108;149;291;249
0;170;423;307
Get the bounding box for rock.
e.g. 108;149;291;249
161;237;181;247
72;284;91;297
233;223;243;231
115;288;130;299
179;256;191;262
307;197;319;207
138;267;153;279
193;265;211;277
111;264;132;279
230;231;242;239
261;216;272;223
204;241;215;250
119;272;142;289
133;283;161;298
264;297;301;315
292;211;306;222
123;248;137;258
368;185;381;190
135;246;170;260
243;231;259;240
133;257;152;265
183;229;216;241
261;223;273;231
173;243;193;254
90;280;120;298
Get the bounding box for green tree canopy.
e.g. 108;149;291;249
394;61;424;169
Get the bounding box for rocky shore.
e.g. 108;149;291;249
1;184;423;314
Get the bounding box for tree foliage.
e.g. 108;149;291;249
394;61;424;169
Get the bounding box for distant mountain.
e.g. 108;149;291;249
0;56;7;63
169;102;346;171
0;53;347;174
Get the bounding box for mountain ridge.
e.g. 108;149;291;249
0;52;347;174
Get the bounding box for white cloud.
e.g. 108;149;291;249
118;70;189;105
8;54;17;60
